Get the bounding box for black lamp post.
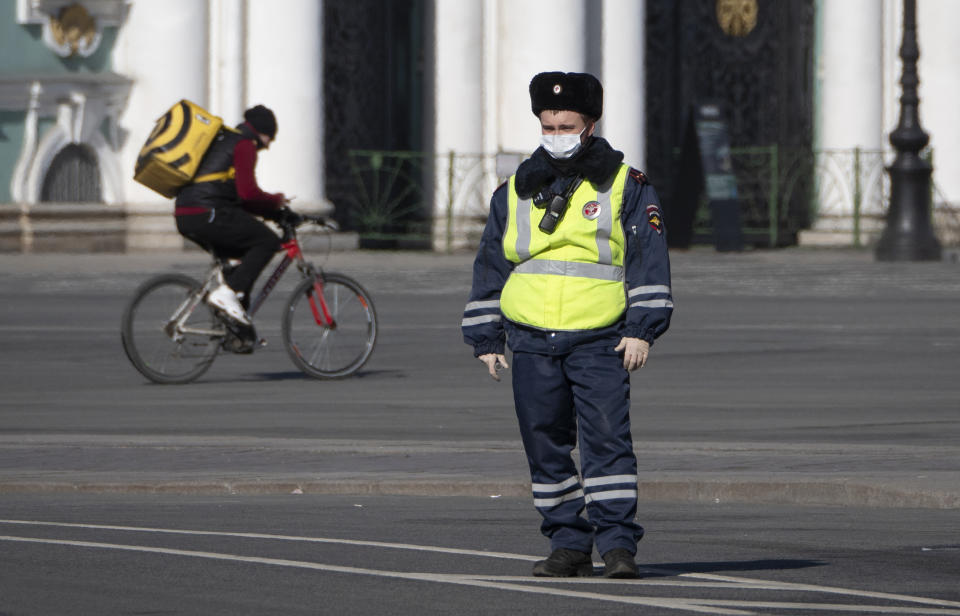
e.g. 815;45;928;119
875;0;941;261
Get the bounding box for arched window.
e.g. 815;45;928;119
40;143;102;202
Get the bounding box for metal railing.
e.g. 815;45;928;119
810;148;889;247
806;147;958;247
693;145;795;248
345;150;497;250
345;148;960;250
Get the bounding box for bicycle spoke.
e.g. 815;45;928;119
122;274;222;384
308;328;339;368
282;273;377;379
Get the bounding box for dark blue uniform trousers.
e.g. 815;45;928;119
511;342;644;556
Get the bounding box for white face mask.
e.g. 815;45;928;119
540;128;586;159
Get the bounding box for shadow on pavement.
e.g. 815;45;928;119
211;368;406;382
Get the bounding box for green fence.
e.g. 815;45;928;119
691;145;889;248
693;145;795;247
346;149;494;250
346;148;959;250
344;150;431;247
808;148;889;247
804;148;960;247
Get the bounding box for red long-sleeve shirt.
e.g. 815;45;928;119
233;134;284;216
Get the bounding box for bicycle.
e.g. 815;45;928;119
121;213;377;384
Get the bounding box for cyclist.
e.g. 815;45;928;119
173;104;294;328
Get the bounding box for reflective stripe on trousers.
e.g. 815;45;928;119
512;345;644;555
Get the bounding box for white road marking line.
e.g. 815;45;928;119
2;519;959;613
0;535;749;615
469;576;778;589
693;600;960;615
469;576;960;613
644;569;960;610
0;326;116;332
0;519;538;561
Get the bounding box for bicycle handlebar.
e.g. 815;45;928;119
302;214;339;231
276;210;339;243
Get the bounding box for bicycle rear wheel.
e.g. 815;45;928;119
282;272;377;379
121;274;223;384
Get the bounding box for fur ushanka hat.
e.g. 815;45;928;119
529;72;603;120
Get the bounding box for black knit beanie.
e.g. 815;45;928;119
244;105;277;139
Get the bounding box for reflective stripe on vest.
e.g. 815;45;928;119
501;164;630;331
513;259;623;282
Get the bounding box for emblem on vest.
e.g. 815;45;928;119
582;201;601;220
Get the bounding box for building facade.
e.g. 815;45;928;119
1;0;957;251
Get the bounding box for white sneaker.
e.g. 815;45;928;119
206;284;251;324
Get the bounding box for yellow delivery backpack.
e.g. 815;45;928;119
133;100;224;198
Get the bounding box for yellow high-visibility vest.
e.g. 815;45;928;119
501;163;629;330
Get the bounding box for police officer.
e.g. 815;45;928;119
462;72;673;578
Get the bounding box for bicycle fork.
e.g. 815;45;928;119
307;278;337;329
275;242;337;330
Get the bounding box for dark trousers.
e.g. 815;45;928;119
512;345;644;556
176;207;281;305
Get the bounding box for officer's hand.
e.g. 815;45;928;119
478;353;508;381
614;337;650;371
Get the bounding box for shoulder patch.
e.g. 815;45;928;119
629;168;648;185
646;204;663;235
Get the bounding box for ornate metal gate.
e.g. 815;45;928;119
645;0;815;246
323;0;428;241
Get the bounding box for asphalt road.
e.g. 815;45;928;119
0;246;959;614
0;248;957;502
2;494;959;615
3;248;960;443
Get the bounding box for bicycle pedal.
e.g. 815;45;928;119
222;332;258;354
219;314;255;335
223;339;255;354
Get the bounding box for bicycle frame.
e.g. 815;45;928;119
163;220;339;345
247;236;336;329
163;267;226;341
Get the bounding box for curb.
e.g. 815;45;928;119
1;478;956;509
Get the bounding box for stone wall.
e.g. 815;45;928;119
0;202;355;253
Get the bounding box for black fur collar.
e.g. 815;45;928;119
514;137;624;198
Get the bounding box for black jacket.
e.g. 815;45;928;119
175;124;257;208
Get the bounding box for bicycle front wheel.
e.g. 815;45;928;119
282;272;377;379
121;274;223;384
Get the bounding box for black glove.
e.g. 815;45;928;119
277;207;303;226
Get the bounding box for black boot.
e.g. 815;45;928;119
602;548;639;578
532;548;594;577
